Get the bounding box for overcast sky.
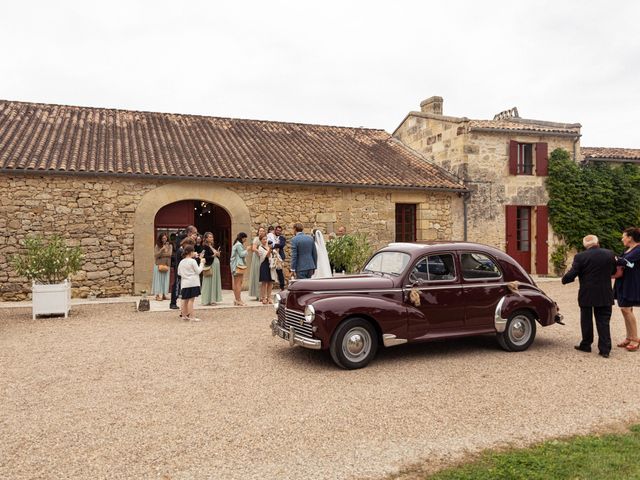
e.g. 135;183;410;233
1;1;638;147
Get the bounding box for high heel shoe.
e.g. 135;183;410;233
626;340;640;352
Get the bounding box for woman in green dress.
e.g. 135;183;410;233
201;232;223;305
248;226;266;301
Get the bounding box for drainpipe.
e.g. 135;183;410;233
572;134;582;162
461;191;470;241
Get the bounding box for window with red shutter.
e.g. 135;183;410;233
536;143;548;176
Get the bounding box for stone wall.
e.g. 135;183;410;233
1;173;459;300
394;112;580;274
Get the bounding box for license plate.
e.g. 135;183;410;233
277;328;289;340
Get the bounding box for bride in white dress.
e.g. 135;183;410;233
312;229;333;278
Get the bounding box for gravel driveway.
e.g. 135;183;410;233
2;280;640;480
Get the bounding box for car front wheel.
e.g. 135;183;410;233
329;318;378;369
497;310;537;352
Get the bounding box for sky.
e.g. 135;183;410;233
1;1;639;147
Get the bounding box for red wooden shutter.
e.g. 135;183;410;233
535;205;549;274
505;205;518;257
509;140;518;175
536;142;548;176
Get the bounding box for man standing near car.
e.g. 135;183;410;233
562;234;617;357
273;225;286;290
290;223;316;280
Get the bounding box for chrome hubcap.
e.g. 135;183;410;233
508;315;531;346
342;327;371;362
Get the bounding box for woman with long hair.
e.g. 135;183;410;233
230;232;248;306
615;227;640;351
152;232;172;300
201;232;223;306
248;226;266;301
258;235;274;304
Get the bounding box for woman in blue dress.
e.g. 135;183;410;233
615;227;640;351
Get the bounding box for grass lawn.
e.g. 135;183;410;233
423;425;640;480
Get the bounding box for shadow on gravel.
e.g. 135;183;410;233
271;332;565;370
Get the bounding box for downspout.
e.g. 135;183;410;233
572;134;582;161
461;191;470;241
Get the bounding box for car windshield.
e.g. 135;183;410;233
363;251;410;276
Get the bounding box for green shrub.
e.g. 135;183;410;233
326;234;373;274
12;235;83;284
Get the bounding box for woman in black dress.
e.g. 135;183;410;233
615;227;640;351
258;236;274;304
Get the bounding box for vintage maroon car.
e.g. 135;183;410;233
270;242;563;369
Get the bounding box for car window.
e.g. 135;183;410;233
460;252;502;280
409;253;456;283
363;251;410;276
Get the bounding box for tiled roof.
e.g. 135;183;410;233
581;147;640;161
468;119;581;135
0;100;465;191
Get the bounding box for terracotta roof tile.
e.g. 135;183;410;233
581;147;640;161
468;119;581;135
0;100;465;191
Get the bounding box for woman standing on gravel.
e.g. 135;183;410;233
248;226;266;301
201;232;223;306
615;227;640;351
177;244;206;322
152;232;172;301
230;232;248;306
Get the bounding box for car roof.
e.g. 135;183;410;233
381;241;506;257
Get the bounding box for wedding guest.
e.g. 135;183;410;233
248;227;266;301
152;232;172;301
562;234;616;358
267;225;276;246
615;227;640;351
194;235;203;253
201;232;223;306
230;232;248;306
290;223;317;279
169;225;197;310
258;236;275;304
273;225;286;290
177;244;206;322
337;226;347;237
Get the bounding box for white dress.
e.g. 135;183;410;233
312;230;333;278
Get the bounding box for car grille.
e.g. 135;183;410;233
277;306;314;339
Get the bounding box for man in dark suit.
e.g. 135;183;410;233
290;223;317;279
562;234;617;357
273;225;286;290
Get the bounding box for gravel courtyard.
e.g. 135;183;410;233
2;280;640;480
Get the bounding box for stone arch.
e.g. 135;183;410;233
134;182;252;293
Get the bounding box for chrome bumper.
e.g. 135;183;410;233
270;319;322;350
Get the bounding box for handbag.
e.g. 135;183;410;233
612;266;624;279
202;265;213;277
157;264;169;273
236;264;247;274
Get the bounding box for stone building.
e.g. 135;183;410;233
581;147;640;165
393;96;583;275
0;100;466;300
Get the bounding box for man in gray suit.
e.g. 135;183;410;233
290;223;317;279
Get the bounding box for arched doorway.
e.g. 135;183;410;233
154;200;232;289
133;181;252;295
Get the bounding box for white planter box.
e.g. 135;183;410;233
32;280;71;320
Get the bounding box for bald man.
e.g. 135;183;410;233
562;234;616;357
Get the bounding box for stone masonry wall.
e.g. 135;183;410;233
0;174;458;300
395;114;579;274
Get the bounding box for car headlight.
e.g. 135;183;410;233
273;293;281;310
304;304;315;323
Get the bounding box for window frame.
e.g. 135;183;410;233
460;251;503;282
405;252;457;286
395;203;417;242
517;142;534;175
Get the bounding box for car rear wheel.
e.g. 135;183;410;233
330;318;378;369
497;310;536;352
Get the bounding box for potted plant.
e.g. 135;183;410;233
12;235;83;319
326;233;373;274
550;243;569;277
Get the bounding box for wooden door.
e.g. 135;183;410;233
506;205;532;272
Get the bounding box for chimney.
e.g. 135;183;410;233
420;96;443;115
